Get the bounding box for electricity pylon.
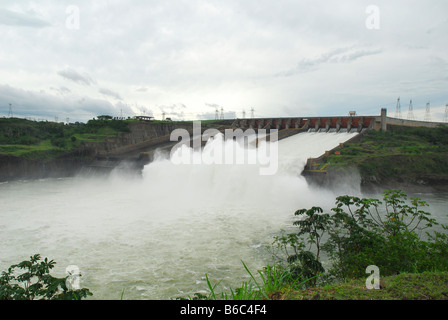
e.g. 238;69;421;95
395;97;402;118
444;104;448;123
407;100;415;120
424;102;431;122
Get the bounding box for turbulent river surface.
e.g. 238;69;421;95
1;131;447;300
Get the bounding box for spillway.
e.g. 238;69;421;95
0;131;359;299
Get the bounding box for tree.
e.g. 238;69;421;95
0;254;92;300
268;207;329;287
269;190;448;286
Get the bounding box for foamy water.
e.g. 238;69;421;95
0;131;360;299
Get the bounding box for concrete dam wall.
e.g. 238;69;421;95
2;108;444;182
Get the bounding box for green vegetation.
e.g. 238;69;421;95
324;125;448;184
0;117;232;161
282;272;448;300
185;190;448;300
0;254;92;300
0;117;131;160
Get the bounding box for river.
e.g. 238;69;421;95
0;131;447;299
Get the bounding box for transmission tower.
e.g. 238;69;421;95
424;102;431;122
8;103;13;117
242;110;246;119
444;104;448;123
407;100;415;120
162;112;166;121
220;107;224;120
215;107;219;120
250;108;255;119
395;97;402;118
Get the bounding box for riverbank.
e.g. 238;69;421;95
303;124;448;193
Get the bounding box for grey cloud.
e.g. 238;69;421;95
298;47;382;69
159;104;187;112
0;84;119;122
205;103;221;109
1;1;447;122
158;104;187;119
336;49;382;63
114;101;136;118
280;46;382;77
49;86;71;95
99;88;122;100
57;69;95;86
135;105;154;117
0;8;51;28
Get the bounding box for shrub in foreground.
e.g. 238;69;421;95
0;254;92;300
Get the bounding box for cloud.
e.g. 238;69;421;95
99;88;122;100
337;49;383;63
49;86;71;95
57;69;95;86
0;1;447;122
0;8;51;28
205;103;221;109
280;46;382;77
0;84;122;122
157;104;188;119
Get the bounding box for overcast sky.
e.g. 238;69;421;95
0;0;447;122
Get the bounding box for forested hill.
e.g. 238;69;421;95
0;117;131;161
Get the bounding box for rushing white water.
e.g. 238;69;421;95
0;131;366;299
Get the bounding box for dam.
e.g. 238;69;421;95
84;107;446;179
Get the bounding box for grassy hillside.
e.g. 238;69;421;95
280;272;448;300
0;118;131;160
324;125;448;186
